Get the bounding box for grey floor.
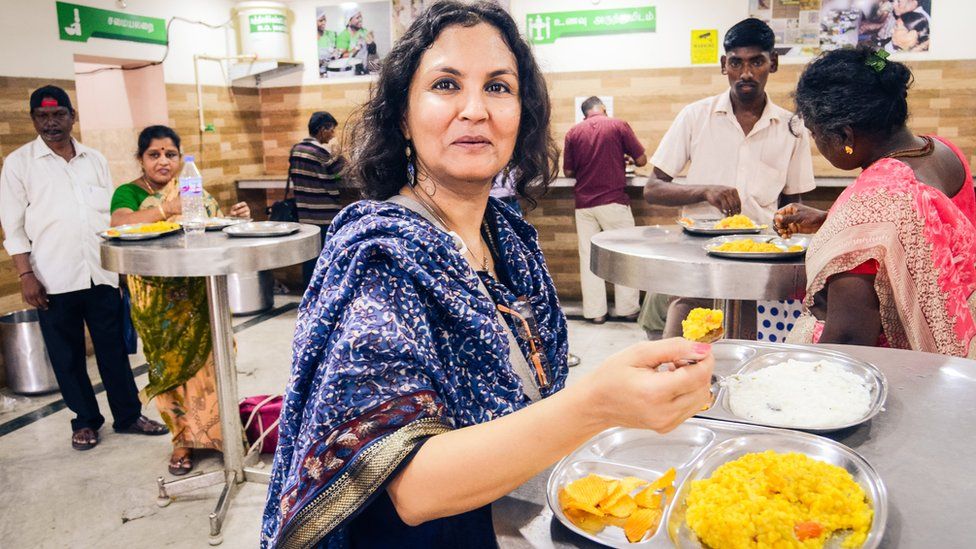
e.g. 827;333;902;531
0;297;646;549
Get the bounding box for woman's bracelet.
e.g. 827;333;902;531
158;204;167;219
18;270;34;279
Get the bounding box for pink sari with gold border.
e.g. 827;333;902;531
787;157;976;358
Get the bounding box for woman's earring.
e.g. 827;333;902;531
844;145;854;155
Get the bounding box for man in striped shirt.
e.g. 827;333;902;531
288;111;346;287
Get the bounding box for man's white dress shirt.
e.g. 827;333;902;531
1;136;118;294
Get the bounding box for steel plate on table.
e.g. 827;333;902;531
547;418;887;548
698;341;888;433
703;234;810;260
678;218;764;236
97;223;181;241
223;221;301;238
204;217;250;231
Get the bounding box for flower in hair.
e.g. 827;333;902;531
865;49;890;73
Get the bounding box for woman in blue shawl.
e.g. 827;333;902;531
262;2;715;547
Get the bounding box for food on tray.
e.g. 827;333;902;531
678;217;695;226
713;214;758;229
106;221;180;237
682;308;724;343
713;239;785;253
559;468;676;542
725;359;873;427
787;244;805;252
685;451;873;548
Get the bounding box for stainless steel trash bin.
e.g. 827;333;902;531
228;271;274;316
0;309;58;395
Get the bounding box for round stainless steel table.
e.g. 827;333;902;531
493;344;976;548
590;226;807;337
100;225;320;545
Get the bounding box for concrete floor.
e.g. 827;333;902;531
0;296;646;549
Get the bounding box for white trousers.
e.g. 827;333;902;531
575;203;641;319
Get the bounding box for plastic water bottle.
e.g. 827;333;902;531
178;155;206;235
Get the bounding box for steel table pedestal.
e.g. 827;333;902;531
101;226;320;545
590;226;806;338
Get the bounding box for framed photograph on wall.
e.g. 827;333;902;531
316;2;392;79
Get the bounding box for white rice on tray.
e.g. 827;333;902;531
724;359;873;428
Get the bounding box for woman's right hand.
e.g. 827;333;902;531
162;195;181;218
774;203;827;238
581;338;714;434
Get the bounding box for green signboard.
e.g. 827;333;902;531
526;7;656;45
56;1;167;45
249;13;287;33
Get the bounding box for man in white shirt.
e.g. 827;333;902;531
0;85;166;450
639;19;816;338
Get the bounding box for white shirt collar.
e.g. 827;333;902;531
32;135;88;160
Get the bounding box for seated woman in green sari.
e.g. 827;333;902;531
110;125;250;475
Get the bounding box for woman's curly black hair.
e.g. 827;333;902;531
346;0;559;205
794;47;913;139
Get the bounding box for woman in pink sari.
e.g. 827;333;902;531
775;48;976;358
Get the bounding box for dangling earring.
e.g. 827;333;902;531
844;145;854;155
405;142;418;187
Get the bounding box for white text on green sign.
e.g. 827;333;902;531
526;7;656;45
249;14;286;34
56;1;167;45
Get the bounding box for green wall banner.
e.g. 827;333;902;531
526;7;656;45
57;1;167;45
249;13;286;34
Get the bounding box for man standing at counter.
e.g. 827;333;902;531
639;18;815;338
289;111;346;288
0;85;167;450
564;96;647;324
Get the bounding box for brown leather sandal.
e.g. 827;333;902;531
71;428;98;451
168;449;194;476
117;415;169;436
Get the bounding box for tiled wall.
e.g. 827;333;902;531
257;60;976;179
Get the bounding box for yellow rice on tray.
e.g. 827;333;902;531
685;451;873;549
714;214;758;229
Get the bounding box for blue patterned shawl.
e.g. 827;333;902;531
261;198;568;548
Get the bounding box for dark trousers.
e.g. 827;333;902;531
36;284;142;432
301;224;330;292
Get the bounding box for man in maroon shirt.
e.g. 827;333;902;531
563;96;647;323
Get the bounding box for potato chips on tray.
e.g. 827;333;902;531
558;469;676;543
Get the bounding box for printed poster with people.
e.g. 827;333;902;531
749;0;932;56
316;2;392;79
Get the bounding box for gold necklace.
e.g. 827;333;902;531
140;175;162;195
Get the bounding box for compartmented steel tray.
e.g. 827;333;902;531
702;235;810;260
699;340;887;432
97;223;181;241
223;221;301;238
678;218;764;236
547;418;887;548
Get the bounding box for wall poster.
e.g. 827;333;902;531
316;2;392;79
749;1;933;55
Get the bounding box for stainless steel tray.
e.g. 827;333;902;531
223;221;301;238
699;340;887;433
547;418;887;548
678;218;764;236
703;234;809;260
97;223;181;241
204;217;250;231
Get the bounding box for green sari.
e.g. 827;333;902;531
117;180;221;402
